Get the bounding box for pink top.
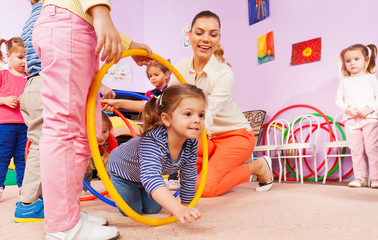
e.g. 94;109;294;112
0;70;27;124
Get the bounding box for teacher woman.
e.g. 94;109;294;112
169;10;273;197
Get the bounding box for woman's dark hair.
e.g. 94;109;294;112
142;84;207;135
191;10;221;30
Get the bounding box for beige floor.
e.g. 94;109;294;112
1;181;378;240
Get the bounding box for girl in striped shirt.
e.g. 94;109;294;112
108;84;205;224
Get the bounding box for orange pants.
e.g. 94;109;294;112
196;128;255;197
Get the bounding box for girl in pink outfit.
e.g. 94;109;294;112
32;1;153;239
0;37;27;202
336;44;378;188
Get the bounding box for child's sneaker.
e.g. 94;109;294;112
168;179;179;191
0;187;3;202
45;215;119;240
371;181;378;189
348;178;368;188
14;198;44;223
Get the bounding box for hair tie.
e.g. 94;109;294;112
366;46;372;59
4;40;8;44
151;88;164;107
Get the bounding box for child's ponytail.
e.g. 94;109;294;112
142;97;161;135
366;44;377;74
0;39;6;62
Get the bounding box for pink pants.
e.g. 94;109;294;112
196;128;255;197
33;6;101;233
345;118;378;181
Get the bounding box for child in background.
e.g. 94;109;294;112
14;0;44;223
83;112;118;195
0;37;27;202
336;44;378;188
108;84;204;224
144;62;179;190
144;62;170;98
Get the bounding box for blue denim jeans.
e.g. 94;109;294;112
0;124;27;188
110;173;162;216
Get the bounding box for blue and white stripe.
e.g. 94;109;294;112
21;2;42;78
108;125;198;203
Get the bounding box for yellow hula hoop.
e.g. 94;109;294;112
86;49;208;226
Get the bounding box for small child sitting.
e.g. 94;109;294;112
83;112;117;195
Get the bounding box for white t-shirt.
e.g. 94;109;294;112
335;73;378;121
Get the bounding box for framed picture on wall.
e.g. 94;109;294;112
290;37;321;65
183;25;191;48
248;0;270;25
257;31;274;64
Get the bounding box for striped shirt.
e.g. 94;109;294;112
108;125;198;203
21;2;42;78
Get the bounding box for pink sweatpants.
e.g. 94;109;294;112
196;128;255;197
345;118;378;180
33;6;101;233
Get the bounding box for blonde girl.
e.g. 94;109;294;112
336;44;378;188
0;37;27;201
108;84;205;224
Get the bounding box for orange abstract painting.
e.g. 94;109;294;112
290;37;321;65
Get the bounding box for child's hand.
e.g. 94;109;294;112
101;99;119;112
99;83;116;99
129;41;155;66
4;96;19;108
358;106;374;117
90;5;123;64
172;205;201;225
345;107;359;117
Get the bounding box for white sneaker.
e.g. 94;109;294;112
348;178;368;188
168;180;180;191
81;212;108;226
45;215;119;240
370;181;378;189
256;156;274;192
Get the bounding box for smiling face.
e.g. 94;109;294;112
147;66;169;89
162;97;205;142
343;49;368;77
190;16;221;64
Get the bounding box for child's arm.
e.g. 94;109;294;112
151;186;201;225
99;83;116;99
101;98;145;113
345;107;359;118
358;106;374;117
0;96;19;108
89;5;123;64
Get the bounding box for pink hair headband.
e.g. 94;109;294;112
4;40;8;44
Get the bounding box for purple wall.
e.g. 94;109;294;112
3;0;377;179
